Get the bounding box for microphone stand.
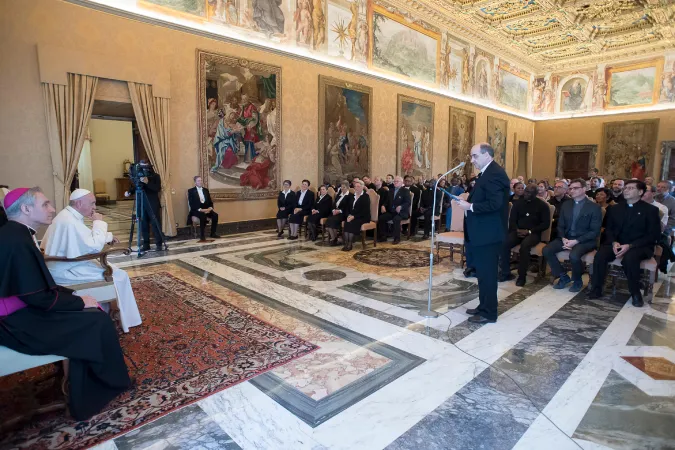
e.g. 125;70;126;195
419;162;466;318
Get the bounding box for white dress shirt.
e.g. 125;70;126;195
298;189;307;205
196;186;206;204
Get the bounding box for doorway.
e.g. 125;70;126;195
555;145;597;180
660;141;675;180
516;141;528;178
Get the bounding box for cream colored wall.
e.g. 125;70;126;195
88;119;134;201
0;0;535;225
533;110;675;181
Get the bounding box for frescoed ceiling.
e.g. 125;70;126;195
392;0;674;71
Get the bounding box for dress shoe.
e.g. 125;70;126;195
569;280;584;293
392;239;401;245
465;308;479;315
277;231;284;238
586;287;602;299
463;268;476;278
210;234;222;239
288;235;298;240
341;246;349;252
498;273;515;282
553;274;571;289
422;234;430;240
468;315;496;324
515;277;526;287
631;293;644;307
330;239;339;247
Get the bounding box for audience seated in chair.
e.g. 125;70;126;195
656;180;675;231
419;179;442;239
587;179;661;307
378;176;411;245
609;179;626;204
41;189;142;333
405;175;422;236
276;179;296;238
499;184;551;286
325;180;353;246
288;179;315;240
586;177;602;199
0;187;131;421
548;180;570;240
510;182;524;203
342;180;370;251
187;176;220;241
307;185;332;241
542;178;602;293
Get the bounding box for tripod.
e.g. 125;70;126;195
127;182;168;258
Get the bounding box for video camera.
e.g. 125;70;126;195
128;161;151;187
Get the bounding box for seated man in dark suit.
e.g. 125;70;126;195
405;175;422;236
378;176;411;244
548;180;570;240
499;184;550;287
306;185;333;241
588;179;661;306
288;179;315;240
373;176;389;214
543;178;602;292
385;174;395;191
418;180;442;239
187;176;220;241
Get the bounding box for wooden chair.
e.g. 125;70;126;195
321;187;336;242
187;191;211;240
436;193;469;264
510;203;556;278
582;247;658;300
553;208;607;277
359;189;380;249
93;179;110;204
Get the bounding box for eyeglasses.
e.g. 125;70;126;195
623;186;639;191
569;186;584;190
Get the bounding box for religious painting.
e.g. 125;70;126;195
449;107;475;178
606;59;663;109
139;0;208;19
659;59;675;103
559;77;589;112
474;58;491;100
327;0;366;63
497;64;529;112
319;76;372;186
197;50;281;201
369;4;440;85
440;33;467;94
602;119;659;182
397;95;434;179
487;116;507;167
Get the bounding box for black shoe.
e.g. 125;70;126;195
468;315;496;324
392;239;401;245
587;287;602;299
463;268;476;278
631;293;644;307
142;245;151;252
210;234;222;239
498;273;516;282
553;274;572;290
288;235;298;240
466;308;479;315
515;277;526;287
422;234;430;240
277;231;284;238
330;239;339;247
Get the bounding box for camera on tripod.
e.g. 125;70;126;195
128;162;151;186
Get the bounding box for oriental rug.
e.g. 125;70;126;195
0;272;318;450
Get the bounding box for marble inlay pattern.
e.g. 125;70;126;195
303;270;347;281
627;313;675;349
243;246;317;271
353;248;431;268
114;404;241;450
621;356;675;381
573;370;675;449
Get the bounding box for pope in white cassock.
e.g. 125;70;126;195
40;189;142;332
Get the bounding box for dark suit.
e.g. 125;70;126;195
325;191;353;230
418;188;442;236
135;171;163;250
464;161;511;321
307;193;333;230
543;198;602;282
548;195;570;240
408;184;422;235
289;190;316;224
277;190;297;219
591;200;661;296
378;187;411;241
187;186;219;239
344;193;371;234
501;198;550;279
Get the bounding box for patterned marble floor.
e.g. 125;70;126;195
95;230;675;450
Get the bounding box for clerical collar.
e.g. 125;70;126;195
575;197;586;204
66;205;84;221
628;203;634;208
11;221;37;235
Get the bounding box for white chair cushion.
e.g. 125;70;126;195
0;346;65;377
437;232;464;244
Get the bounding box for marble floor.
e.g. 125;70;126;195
92;229;675;450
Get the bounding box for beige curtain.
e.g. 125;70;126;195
127;82;176;236
42;73;98;209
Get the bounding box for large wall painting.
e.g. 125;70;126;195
487;116;507;168
318;76;372;185
606;60;663;109
197;50;281;201
327;0;366;62
602;119;659;182
369;4;440;85
560;77;589;112
449;107;475;178
396;95;434;179
497;64;529;111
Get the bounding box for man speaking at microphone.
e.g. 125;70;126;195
453;143;510;323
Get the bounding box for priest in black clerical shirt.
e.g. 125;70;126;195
588;179;661;306
0;187;131;420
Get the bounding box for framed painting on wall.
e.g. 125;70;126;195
368;4;440;86
487;116;507;168
397;95;434;180
606;59;663;110
497;64;529;112
449;107;475;178
602;119;659;182
318;76;372;186
197;49;282;201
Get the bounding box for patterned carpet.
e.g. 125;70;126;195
0;273;318;450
